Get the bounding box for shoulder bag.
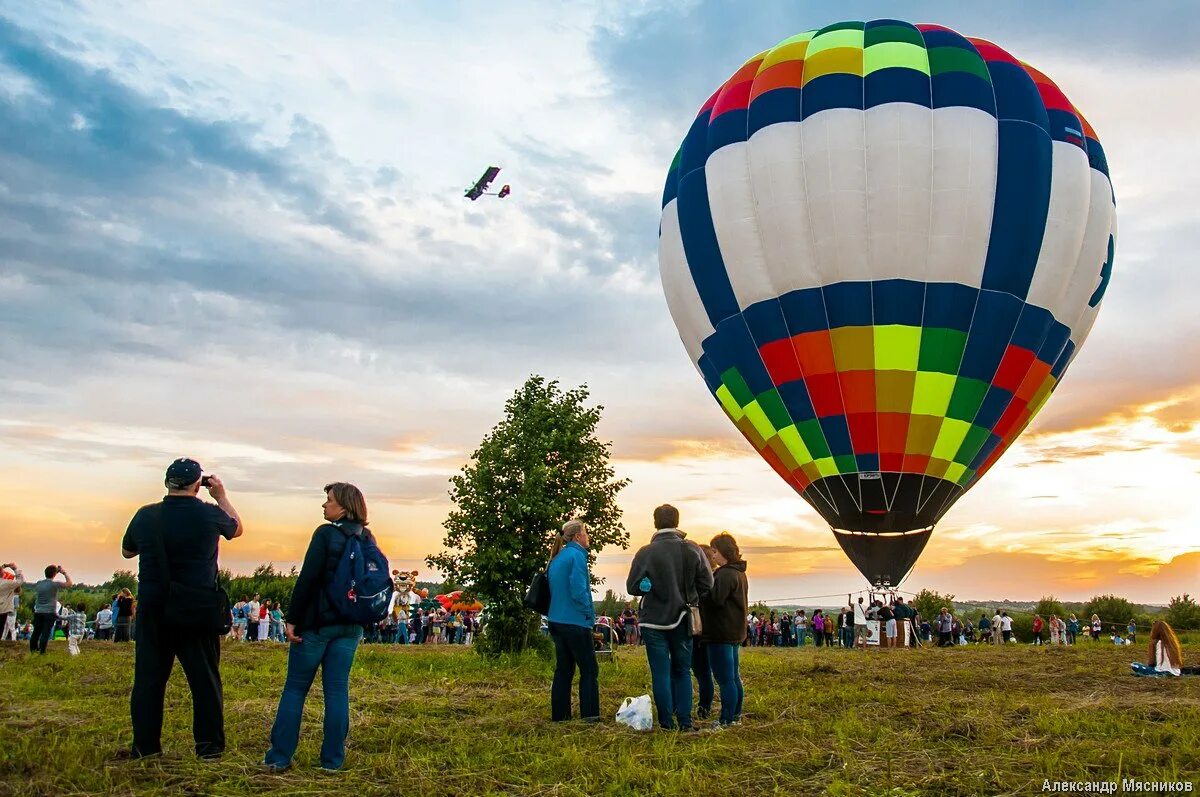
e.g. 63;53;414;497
148;504;232;635
677;542;703;636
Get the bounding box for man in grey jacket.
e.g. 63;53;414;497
626;505;713;731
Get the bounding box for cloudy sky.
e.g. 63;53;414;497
1;1;1196;604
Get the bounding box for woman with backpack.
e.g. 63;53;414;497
265;482;391;771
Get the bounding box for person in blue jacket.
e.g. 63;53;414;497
546;519;599;722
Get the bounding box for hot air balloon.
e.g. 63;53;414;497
658;20;1115;586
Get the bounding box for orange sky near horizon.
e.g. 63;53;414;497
2;386;1197;605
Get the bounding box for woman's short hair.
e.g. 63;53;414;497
325;482;368;525
709;532;742;564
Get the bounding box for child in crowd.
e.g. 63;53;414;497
66;601;88;656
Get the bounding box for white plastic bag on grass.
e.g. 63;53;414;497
616;695;653;731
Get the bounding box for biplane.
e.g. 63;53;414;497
464;166;511;200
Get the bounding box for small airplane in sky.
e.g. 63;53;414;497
464;166;511;200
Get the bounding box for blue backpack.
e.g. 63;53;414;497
325;523;394;625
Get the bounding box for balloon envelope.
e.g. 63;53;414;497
658;21;1115;584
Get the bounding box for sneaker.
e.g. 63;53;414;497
114;748;161;762
700;721;725;734
580;716;602;724
677;725;699;735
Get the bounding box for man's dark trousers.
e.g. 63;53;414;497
131;608;224;757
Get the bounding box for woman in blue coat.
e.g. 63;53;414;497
546;519;598;722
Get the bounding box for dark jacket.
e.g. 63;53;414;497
625;529;713;630
286;521;368;633
699;560;748;644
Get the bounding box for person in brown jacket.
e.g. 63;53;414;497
698;533;748;727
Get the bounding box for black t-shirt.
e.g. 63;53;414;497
121;496;237;607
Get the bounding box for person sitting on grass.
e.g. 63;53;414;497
1130;620;1190;677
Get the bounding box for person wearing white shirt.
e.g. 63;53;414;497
853;597;869;648
1131;620;1185;677
990;612;1003;645
1000;612;1013;643
96;606;114;640
246;596;261;642
0;564;25;641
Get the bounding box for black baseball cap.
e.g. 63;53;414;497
165;458;203;488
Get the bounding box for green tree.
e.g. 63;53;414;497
1166;594;1200;630
910;588;955;624
104;570;138;594
1083;594;1137;630
1034;595;1066;620
427;376;630;657
749;601;770;617
594;588;625;621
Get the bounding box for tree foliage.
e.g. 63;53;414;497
910;588;956;623
1082;594;1137;627
1034;595;1066;619
1166;593;1200;630
103;570;138;594
427;376;630;657
219;563;298;608
594;588;630;621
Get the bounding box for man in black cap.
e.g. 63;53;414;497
120;458;243;759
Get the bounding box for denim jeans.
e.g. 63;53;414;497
642;623;693;729
796;628;807;646
548;622;599;721
707;643;743;725
265;624;362;770
691;638;712;719
30;613;55;654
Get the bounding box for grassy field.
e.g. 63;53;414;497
0;639;1197;797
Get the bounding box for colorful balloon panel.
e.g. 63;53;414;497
658;21;1116;584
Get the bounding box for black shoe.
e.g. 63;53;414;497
677;725;699;734
115;748;161;761
580;716;601;724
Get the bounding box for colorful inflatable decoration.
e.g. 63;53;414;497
450;596;484;613
659;20;1115;585
433;590;484;614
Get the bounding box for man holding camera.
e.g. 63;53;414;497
120;458;243;759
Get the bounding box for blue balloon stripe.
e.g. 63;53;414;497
747;87;802;136
865;67;932;110
676;168;741;328
979;119;1052;300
